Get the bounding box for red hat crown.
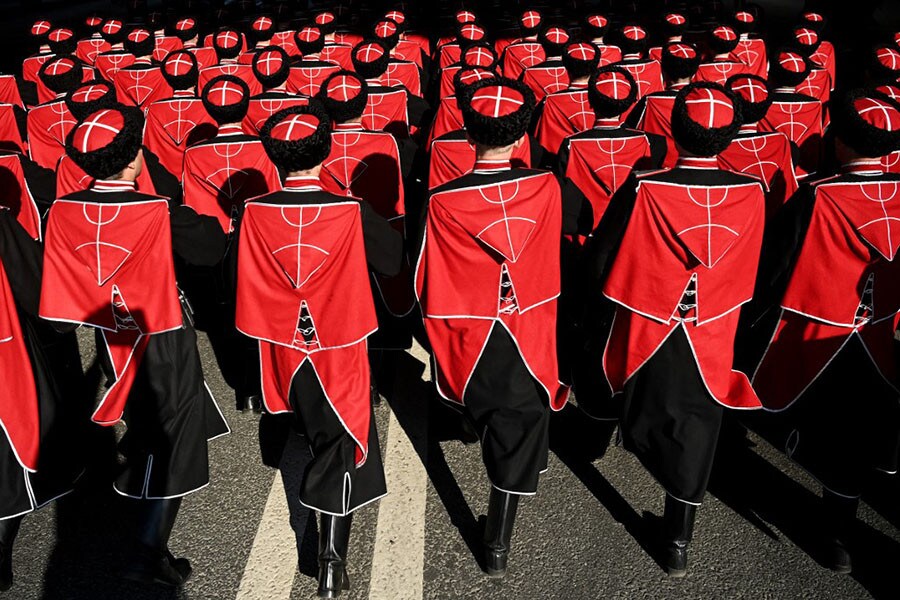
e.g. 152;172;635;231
72;109;125;153
470;84;526;118
325;73;363;102
854;96;900;132
593;70;634;100
31;20;52;36
206;78;247;107
683;86;735;129
269;112;322;141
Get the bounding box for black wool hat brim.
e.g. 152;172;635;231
671;82;742;156
214;31;243;60
253;48;291;89
161;52;199;91
588;66;638;119
352;41;390;79
295;34;326;56
260;102;332;171
661;51;700;81
202;75;251;125
48;39;77;55
459;77;536;148
769;55;811;88
125;37;156;58
39;57;84;95
65;81;117;120
725;74;772;124
563;52;599;80
318;70;368;122
461;43;498;71
708;36;739;56
832;88;900;158
65;105;144;180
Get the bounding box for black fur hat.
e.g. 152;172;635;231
588;66;638;119
373;19;401;51
562;42;600;80
870;44;900;85
295;26;326;56
252;46;291;89
352;41;390;79
791;26;821;57
612;24;649;56
458;76;535;147
456;22;487;51
831;88;900;157
583;14;609;39
315;11;338;35
161;49;199;90
708;25;739;55
124;27;155;58
65;80;117;120
260;103;332;172
538;26;570;58
769;50;812;88
461;42;499;71
520;10;543;36
250;15;276;44
725;73;772;124
319;70;369;122
202;74;251;125
671;82;742;156
100;19;126;45
453;67;497;97
31;20;52;44
171;17;198;42
661;42;701;82
213;28;243;61
801;11;827;34
65;105;144;179
732;9;758;35
48;28;77;55
661;12;689;39
39;55;84;95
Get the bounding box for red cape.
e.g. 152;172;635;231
94;52;136;82
602;173;765;408
734;38;767;79
76;37;111;65
243;95;309;135
199;64;263;96
415;170;566;409
522;64;570;102
754;176;900;409
380;61;422;97
40;196;182;425
362;88;409;138
636;93;678;168
0;104;26;154
144;96;218;177
428;134;531;189
428;96;463;144
534;88;595;155
286;63;340;97
182;136;282;232
501;42;545;80
758;97;823;175
0;255;39;472
693;60;752;86
0;75;24;107
55;154;157;197
718;131;799;220
26;99;76;170
113;65;173;108
236;199;377;465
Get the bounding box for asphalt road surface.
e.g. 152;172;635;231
4;328;899;600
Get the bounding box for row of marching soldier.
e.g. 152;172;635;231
0;1;898;597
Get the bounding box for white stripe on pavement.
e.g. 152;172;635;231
368;342;431;600
235;474;297;600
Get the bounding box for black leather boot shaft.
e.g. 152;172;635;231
661;495;697;578
822;489;858;574
0;516;23;592
122;498;189;587
483;487;520;577
318;513;353;598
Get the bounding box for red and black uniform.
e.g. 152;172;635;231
236;176;402;514
40;179;229;498
144;91;218;178
532;84;595;161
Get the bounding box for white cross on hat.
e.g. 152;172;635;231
271;113;320;140
208;80;244;106
253;17;273;31
471;85;525;118
75;109;122;152
72;83;107;103
256;49;283;75
357;43;384;63
594;71;632;99
32;21;51;35
522;11;541;29
857;97;900;131
668;43;696;59
778;52;806;73
327;74;362;101
730;76;767;102
684;87;734;128
165;52;194;76
217;30;239;48
567;43;596;61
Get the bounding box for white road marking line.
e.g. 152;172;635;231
235;474;297;600
368;342;430;600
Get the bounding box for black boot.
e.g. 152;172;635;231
122;498;191;586
822;489;858;574
482;488;520;577
0;517;23;592
317;514;352;598
659;495;697;578
236;391;263;413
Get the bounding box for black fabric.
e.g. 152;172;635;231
107;309;229;499
288;361;386;516
778;332;900;498
619;326;724;504
142;146;183;205
0;211;88;518
463;323;550;495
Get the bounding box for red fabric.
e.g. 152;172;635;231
76;37;111;65
438;65;463;100
534;89;595;154
0;154;42;240
94;52;136;82
427;135;532;189
636;94;678;168
682;85;735;128
392;38;424;68
236;200;377;465
596;44;623;67
0;256;40;471
602;176;765;408
198;64;262;96
618;59;664;122
754;177;900;409
22;54;54;86
883;151;900;173
320;43;354;70
563;132;650;230
438;44;462;70
71;108;123;152
40;197;181;424
242;95;309;135
379;61;422;97
758;98;823;174
35;62;92;105
501;42;545;80
734;38;767;79
187;46;218;71
0;105;26;154
144;97;217;177
333;32;363;48
522;64;570;101
428;96;463;144
796;68;833;106
26;99;75;170
415;171;566;408
286;63;340;97
55;154;157;197
362;88;409;138
718;132;798;220
693;60;751;85
182;137;281;232
810;41;836;90
151;35;184;63
270;31;300;57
